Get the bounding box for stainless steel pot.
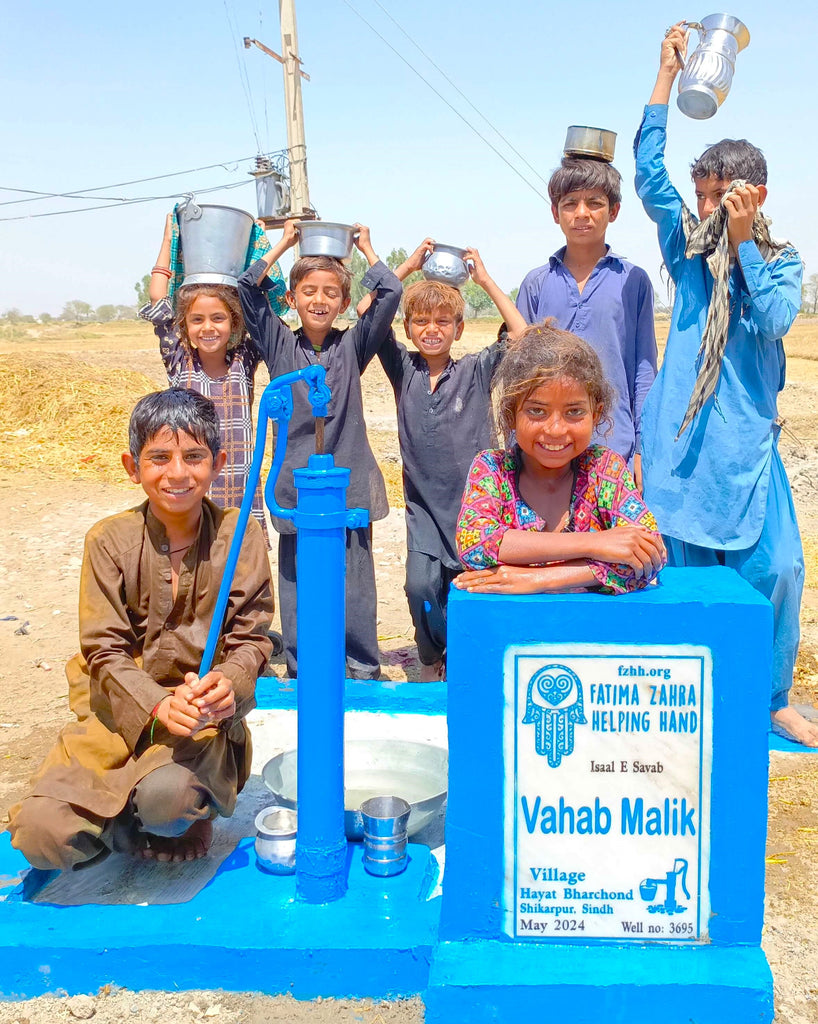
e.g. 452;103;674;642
296;221;357;259
677;14;750;120
422;243;470;287
177;201;255;288
254;805;297;875
262;739;448;841
563;126;617;163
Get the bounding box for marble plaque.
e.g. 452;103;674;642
503;643;712;943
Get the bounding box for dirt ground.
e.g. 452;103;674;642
1;317;817;1023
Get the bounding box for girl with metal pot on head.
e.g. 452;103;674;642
139;209;289;543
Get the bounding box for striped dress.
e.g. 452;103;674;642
139;298;268;541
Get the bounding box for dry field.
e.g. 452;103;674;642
0;315;817;1023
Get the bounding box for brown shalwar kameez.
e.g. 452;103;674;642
9;498;273;869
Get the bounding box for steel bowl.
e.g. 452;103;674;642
261;739;448;840
563;125;617;163
296;221;357;259
254;805;297;875
422;243;470;287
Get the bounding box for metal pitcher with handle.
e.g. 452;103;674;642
677;14;750;120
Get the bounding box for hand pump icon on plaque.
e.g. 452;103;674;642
639;858;690;915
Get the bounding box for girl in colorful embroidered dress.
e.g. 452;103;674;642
139;213;287;539
454;322;666;595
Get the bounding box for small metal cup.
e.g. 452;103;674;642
254;806;297;875
361;796;410;877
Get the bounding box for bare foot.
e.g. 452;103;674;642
419;660;444;683
771;707;818;748
134;820;213;863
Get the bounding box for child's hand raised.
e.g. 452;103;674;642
586;525;666;578
724;183;762;247
405;238;435;274
659;22;688;78
280;218;300;249
463;247;491;289
353;223;379;266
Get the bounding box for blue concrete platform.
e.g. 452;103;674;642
425;939;773;1024
0;834;440;1000
255;675;447;715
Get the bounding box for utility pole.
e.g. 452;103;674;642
244;0;314;225
279;0;310;219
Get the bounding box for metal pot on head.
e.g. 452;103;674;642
563;126;617;163
422;244;470;287
296;221;357;259
178;200;255;288
676;14;750;120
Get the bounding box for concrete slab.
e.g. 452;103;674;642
0;710;447;1001
425;939;773;1024
0;832;440;1000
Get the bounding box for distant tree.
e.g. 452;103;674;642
39;312;53;324
96;304;117;322
462;279;497;318
653;288;672;316
347;250;370;314
2;308;22;323
115;304;138;320
134;274;151;308
801;273;818;315
386;246;422;290
386;247;408;271
61;300;93;322
509;286;519;304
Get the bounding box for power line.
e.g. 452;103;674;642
341;0;549;204
369;0;550;190
223;0;263;151
0;156;266;208
0;179;251;224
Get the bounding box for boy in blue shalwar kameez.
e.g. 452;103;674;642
635;22;814;746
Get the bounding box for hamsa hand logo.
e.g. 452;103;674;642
522;663;586;767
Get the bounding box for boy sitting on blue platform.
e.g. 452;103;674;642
516;155;657;488
239;221;401;681
360;241;526;679
9;389;274;869
635;23;813;745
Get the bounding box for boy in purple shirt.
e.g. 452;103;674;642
516;158;657;487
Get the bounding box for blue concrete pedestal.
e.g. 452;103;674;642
427;567;774;1024
0;838;439;1000
426;941;772;1023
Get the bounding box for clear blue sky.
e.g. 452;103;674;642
1;0;816;314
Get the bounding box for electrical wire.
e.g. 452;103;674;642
0;179;251;224
223;0;263;151
0;156;268;208
341;0;549;204
369;0;550;189
260;2;271;149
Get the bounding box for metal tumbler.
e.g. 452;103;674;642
361;795;411;877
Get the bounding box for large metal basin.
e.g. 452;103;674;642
261;739;448;840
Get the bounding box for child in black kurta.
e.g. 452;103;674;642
238;221;401;679
361;241;525;679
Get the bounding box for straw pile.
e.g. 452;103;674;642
0;354;155;482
